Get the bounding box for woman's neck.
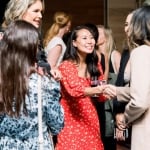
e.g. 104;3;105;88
57;28;65;38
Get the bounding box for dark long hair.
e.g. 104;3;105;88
129;6;150;48
63;25;100;78
0;20;39;117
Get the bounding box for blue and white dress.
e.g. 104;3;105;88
0;73;64;150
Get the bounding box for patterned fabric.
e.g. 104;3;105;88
56;61;104;150
0;73;64;150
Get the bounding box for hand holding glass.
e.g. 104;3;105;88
90;77;107;97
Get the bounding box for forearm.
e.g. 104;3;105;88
84;86;104;97
116;87;130;102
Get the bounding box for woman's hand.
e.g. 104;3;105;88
35;63;62;80
50;68;62;81
103;84;117;99
116;114;127;130
115;128;126;141
116;113;125;127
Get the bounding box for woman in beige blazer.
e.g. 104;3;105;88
104;6;150;150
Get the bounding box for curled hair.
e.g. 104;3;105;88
63;25;101;78
2;0;45;28
0;20;39;116
128;6;150;48
43;11;72;47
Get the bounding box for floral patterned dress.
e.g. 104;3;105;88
56;61;105;150
0;73;64;150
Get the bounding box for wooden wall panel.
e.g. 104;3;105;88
43;0;104;34
108;0;136;51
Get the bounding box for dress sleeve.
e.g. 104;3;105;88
42;77;64;135
59;61;86;98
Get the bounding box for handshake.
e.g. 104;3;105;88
102;84;118;99
91;81;118;99
90;78;117;99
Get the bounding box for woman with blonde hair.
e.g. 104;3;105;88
2;0;44;29
1;0;62;80
96;25;121;81
95;25;121;150
44;11;72;68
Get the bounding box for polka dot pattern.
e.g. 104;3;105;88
56;61;104;150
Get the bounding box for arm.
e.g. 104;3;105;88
125;46;150;125
47;45;62;68
113;50;121;74
116;86;130;102
59;61;104;98
104;53;109;80
103;84;130;102
43;77;64;135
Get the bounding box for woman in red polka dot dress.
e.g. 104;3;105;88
56;25;106;150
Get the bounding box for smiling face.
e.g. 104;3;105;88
22;0;43;28
73;29;95;55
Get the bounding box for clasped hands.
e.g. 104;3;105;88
100;84;117;100
100;84;128;132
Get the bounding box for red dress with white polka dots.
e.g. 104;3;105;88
56;61;105;150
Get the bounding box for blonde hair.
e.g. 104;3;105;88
43;11;72;47
2;0;44;28
97;25;116;58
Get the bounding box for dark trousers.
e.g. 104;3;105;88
103;136;116;150
94;101;117;150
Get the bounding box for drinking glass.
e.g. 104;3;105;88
91;76;99;97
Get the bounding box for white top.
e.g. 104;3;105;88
45;36;66;66
124;60;130;85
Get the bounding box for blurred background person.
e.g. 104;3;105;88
43;11;72;69
96;25;121;150
96;25;121;81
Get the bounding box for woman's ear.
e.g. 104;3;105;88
72;40;77;47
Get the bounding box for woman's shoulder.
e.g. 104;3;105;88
45;36;65;50
29;73;60;92
59;60;74;67
131;45;150;57
59;60;77;73
111;49;121;58
51;36;64;45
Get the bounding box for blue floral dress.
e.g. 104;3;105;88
0;73;64;150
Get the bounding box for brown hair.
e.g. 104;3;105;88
0;20;39;117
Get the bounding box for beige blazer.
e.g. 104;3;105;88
116;45;150;150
